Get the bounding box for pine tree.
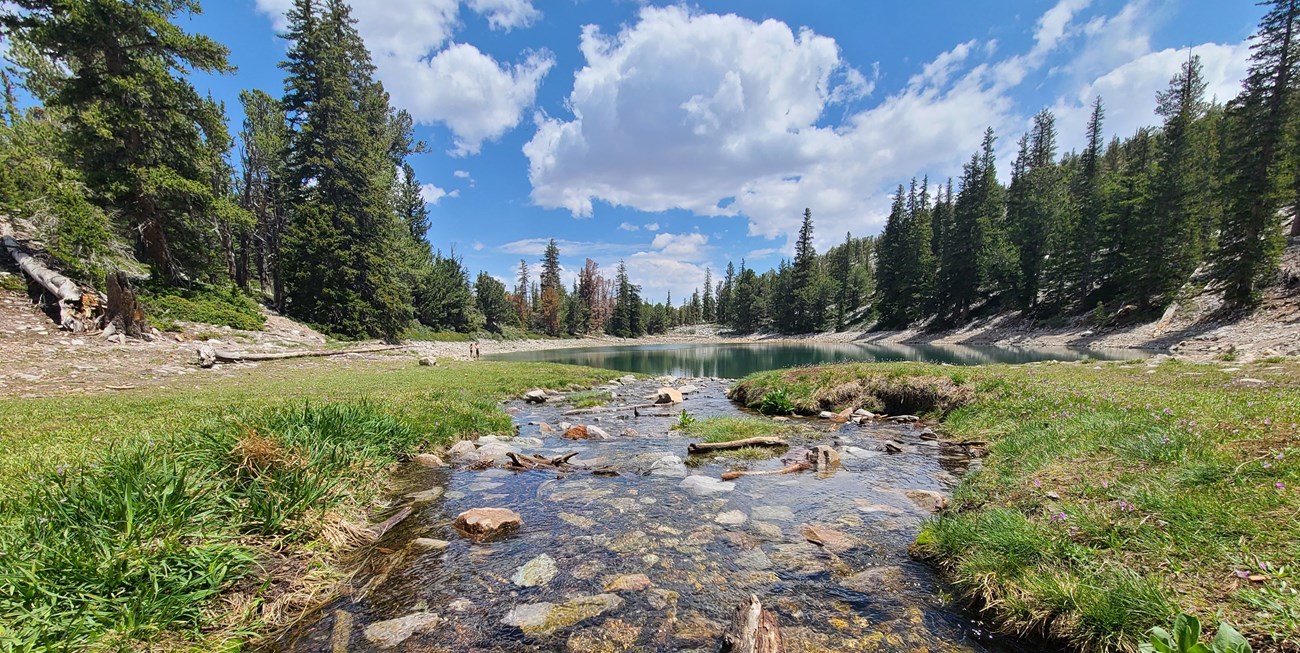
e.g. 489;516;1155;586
789;208;827;332
279;0;413;337
537;239;564;336
939;155;983;321
237;89;290;307
973;128;1018;303
1008;110;1066;310
731;261;761;333
1133;55;1212;310
873;186;911;327
1066;97;1108;306
475;271;514;332
1215;0;1299;308
702;267;716;322
608;260;642;337
718;261;736;326
2;0;236;281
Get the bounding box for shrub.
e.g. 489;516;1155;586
143;284;266;331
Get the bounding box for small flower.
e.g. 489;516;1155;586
1033;479;1042;487
1263;462;1272;469
1276;453;1285;460
1276;482;1286;490
1264;418;1271;425
1050;511;1067;522
1235;569;1250;579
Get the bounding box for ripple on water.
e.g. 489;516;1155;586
272;379;1032;653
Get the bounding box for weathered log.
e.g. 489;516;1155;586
720;462;811;481
104;271;146;338
719;594;782;653
505;451;580;471
687;437;787;454
209;344;402;364
1;223;93;331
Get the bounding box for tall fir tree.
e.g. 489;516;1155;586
1215;0;1299;308
2;0;237;282
1008;110;1066;310
702;267;716;323
789;208;826;332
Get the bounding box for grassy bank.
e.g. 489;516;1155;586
0;359;609;651
732;359;1300;652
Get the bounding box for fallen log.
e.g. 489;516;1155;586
719;594;783;653
687;437;787;454
505;451;580;471
721;462;811;481
209;344;403;364
1;222;95;331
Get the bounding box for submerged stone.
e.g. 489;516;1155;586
362;611;441;648
603;573;653;592
503;594;625;636
679;475;735;496
512;553;559;587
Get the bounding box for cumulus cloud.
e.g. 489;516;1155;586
254;0;548;156
643;223;660;232
421;183;451;205
523;0;1251;251
618;222;639;231
650;232;711;261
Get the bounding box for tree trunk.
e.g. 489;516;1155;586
105;271;146;338
718;595;782;653
206;344;402;365
1;222;95;331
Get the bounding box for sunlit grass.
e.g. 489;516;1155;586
741;358;1300;650
683;415;790;443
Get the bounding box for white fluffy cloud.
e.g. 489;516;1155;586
618;222;639;231
254;0;548;155
421;183;458;205
524;1;1251;251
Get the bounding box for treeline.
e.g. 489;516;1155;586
694;3;1300;334
0;0;673;340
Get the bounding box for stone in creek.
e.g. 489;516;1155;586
454;507;522;540
476;435;512;445
734;548;773;570
801;523;857;552
559;512;596;529
444;490;467;500
571;560;606;580
904;489;950;513
448;598;474;612
751;505;794;521
502;594;625;636
750;521;784;540
447;440;477;458
512;553;559;587
654;387;684;405
818;411;836;419
563;425;593;439
608;530;654;553
678;384;700;395
714;510;748;526
468;481;504;492
566;618;641;653
514;436;544;447
362;611;441;648
674;612;724;647
525;389;548;403
648;454;688;477
648;588;679;610
856;501;907;515
619;374;637;384
603;573;653;592
770;542;828;574
404;486;444;506
408;538;449;553
412;453;444;467
679;475;735;497
538;422;555;434
841;446;881;460
841;565;908;593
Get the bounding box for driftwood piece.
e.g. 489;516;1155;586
104;271;145;338
721;462;811;481
209;344;402;364
687;437;787;454
719;594;782;653
505;451;580;471
1;223;94;331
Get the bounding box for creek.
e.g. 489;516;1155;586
274;377;1037;652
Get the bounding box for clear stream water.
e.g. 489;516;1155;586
274;377;1045;653
485;341;1145;378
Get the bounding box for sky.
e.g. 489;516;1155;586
181;0;1262;301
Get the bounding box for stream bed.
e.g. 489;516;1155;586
274;377;1030;652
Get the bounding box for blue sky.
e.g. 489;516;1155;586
183;0;1260;301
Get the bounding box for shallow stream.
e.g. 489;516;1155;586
274;377;1031;652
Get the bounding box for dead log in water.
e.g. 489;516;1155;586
720;462;811;481
719;594;783;653
687;437;787;454
505;451;580;471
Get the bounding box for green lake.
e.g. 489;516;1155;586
487;341;1147;378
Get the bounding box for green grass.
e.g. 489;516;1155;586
567;389;613;409
401;325;474;341
0;359;610;651
0;273;25;293
683;416;790;443
142;283;267;331
736;359;1300;651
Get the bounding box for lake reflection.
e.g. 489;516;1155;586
487;341;1146;377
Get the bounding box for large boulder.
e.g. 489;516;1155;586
196;345;216;369
524;389;548;404
454;507;523;540
904;489;949;513
447;440;477;458
412;453;445;467
648;454;688;477
655;387;684;405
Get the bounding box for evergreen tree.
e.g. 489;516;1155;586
237;89;290;307
416;251;474;332
1065;97;1108;306
702;267;716;322
608;260;642;337
789;208;827;332
475;271;513;333
731;261;761;333
1008;110;1066;310
514;259;532;327
873;186;912;327
1215;0;1299;308
2;0;236;281
279;0;413;337
939;154;983;321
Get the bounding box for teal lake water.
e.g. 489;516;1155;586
486;341;1147;378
